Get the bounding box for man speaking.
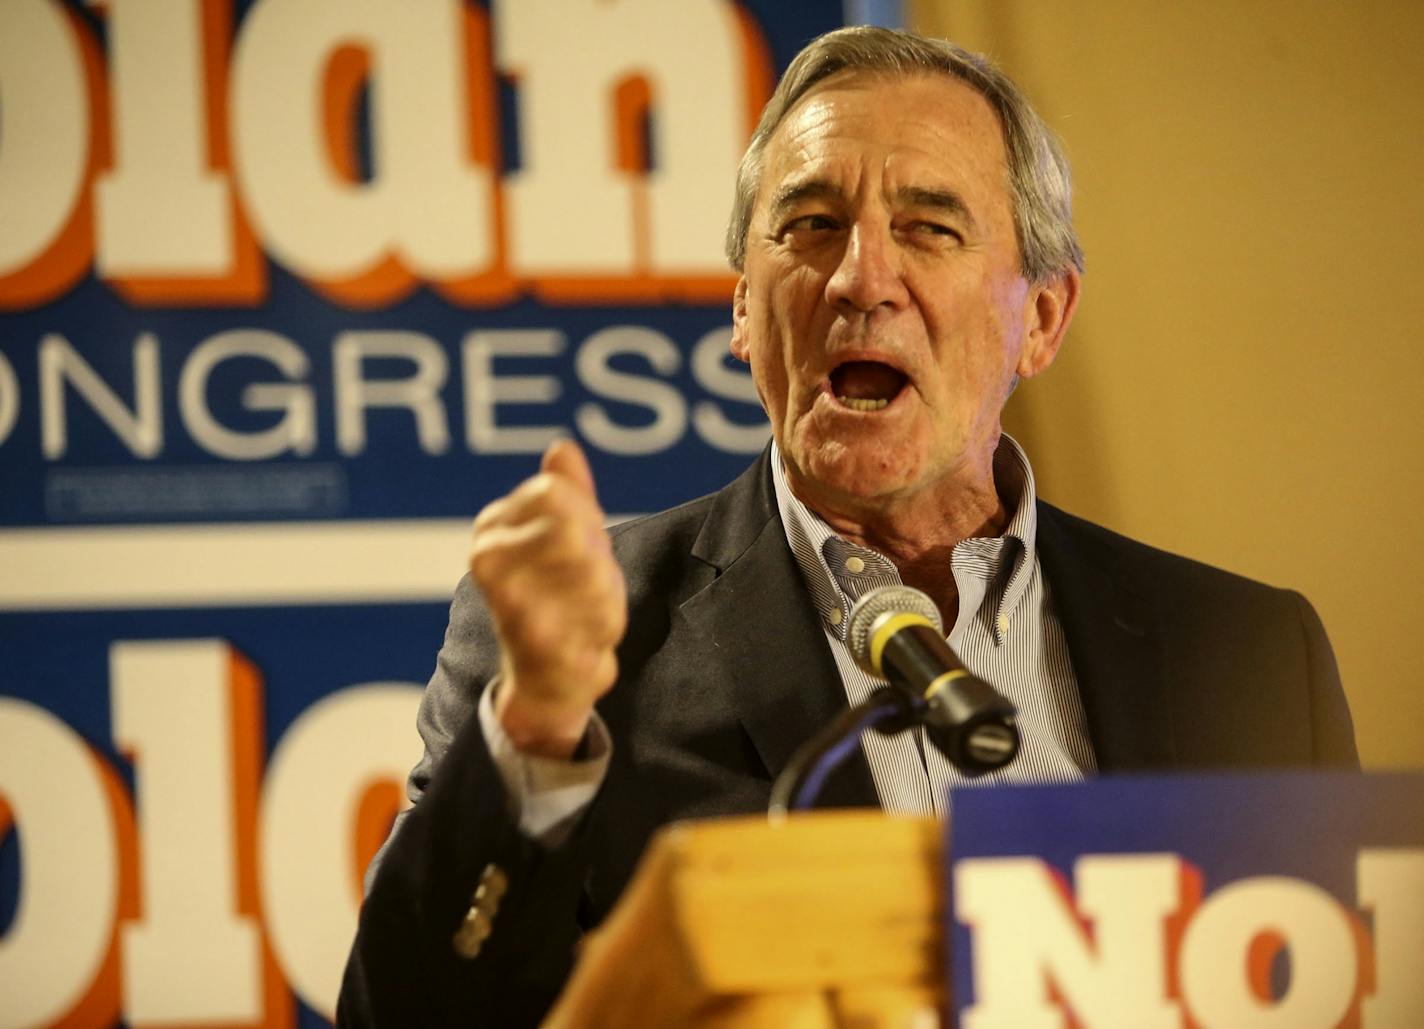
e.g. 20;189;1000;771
339;25;1356;1026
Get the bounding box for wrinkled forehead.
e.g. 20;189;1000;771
754;69;1012;216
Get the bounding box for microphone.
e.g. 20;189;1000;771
847;585;1020;774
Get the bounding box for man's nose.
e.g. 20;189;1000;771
824;222;910;313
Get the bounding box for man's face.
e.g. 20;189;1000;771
731;71;1073;511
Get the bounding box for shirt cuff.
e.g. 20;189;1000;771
478;680;611;845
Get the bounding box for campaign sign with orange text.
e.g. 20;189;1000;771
948;773;1424;1028
0;1;850;1025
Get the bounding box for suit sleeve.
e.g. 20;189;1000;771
338;709;597;1027
1293;591;1360;769
338;575;599;1027
411;574;502;804
359;574;494;894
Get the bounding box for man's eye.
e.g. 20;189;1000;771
908;221;960;238
780;214;837;236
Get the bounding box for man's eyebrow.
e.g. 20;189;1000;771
768;180;843;221
896;187;977;230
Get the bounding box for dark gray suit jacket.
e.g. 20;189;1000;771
339;448;1357;1026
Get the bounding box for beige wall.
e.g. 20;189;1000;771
911;0;1424;768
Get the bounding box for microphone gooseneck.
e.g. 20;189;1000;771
847;585;1020;774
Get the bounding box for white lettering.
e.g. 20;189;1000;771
94;0;235;277
178;330;316;461
462;329;567;454
0;350;19;446
40;332;163;459
575;326;687;455
0;0;89;276
1359;848;1424;1027
957;854;1182;1029
1179;875;1357;1028
494;0;743;276
111;639;263;1023
259;682;421;1020
691;325;768;452
232;0;492;282
333;331;450;456
0;698;118;1028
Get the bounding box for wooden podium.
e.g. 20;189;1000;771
544;812;946;1028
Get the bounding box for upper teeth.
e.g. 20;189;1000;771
837;396;889;411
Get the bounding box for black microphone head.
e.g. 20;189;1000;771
847;585;943;677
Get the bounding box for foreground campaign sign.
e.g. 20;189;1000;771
949;773;1424;1028
0;1;850;1025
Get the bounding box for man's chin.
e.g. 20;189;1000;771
786;441;924;509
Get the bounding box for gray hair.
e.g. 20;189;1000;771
724;26;1084;283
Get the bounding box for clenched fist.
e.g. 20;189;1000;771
468;440;628;760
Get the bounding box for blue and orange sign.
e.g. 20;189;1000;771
949;773;1424;1027
0;2;848;1024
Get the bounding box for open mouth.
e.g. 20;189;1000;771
829;361;909;412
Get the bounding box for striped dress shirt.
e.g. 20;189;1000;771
771;435;1096;815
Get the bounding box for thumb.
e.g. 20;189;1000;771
541;438;598;501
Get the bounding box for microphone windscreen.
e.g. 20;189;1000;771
847;584;943;677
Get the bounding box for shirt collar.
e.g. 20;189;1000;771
770;435;1041;643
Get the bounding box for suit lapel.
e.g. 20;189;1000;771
1035;502;1177;770
670;460;1171;790
678;451;879;809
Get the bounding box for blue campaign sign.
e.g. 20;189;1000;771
0;0;855;529
0;1;855;1025
947;773;1424;1027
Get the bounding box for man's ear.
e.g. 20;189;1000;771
729;276;751;363
1017;267;1081;379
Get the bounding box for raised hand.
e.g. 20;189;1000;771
468;440;628;760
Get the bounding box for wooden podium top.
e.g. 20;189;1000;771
545;812;945;1028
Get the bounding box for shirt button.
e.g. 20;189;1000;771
829;607;843;626
996;613;1010;635
844;556;866;574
